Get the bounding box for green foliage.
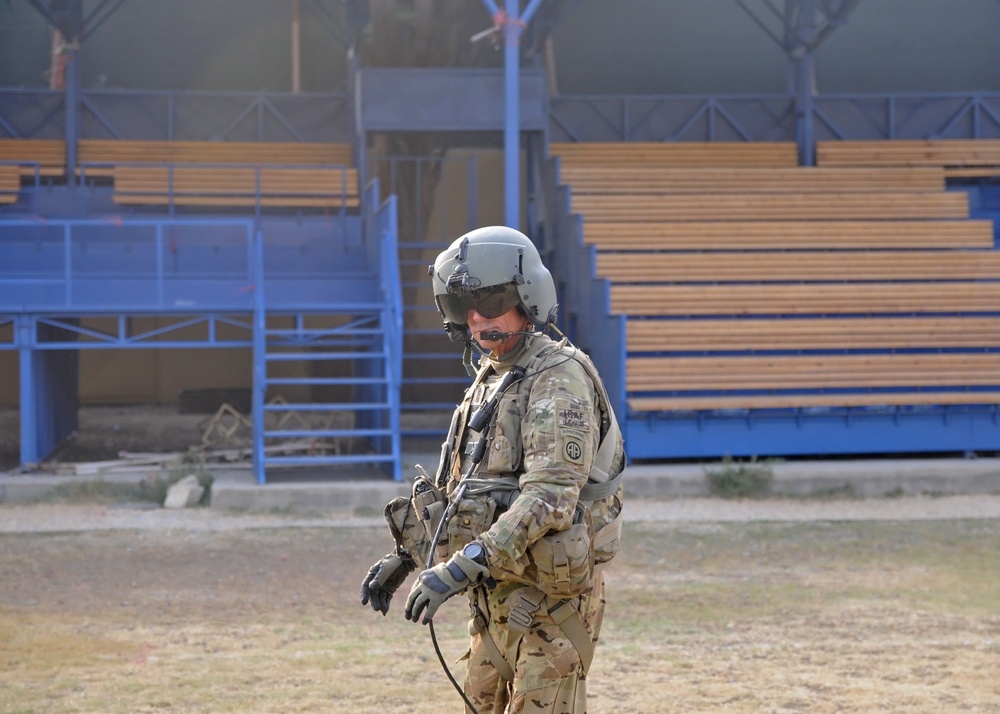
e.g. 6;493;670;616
704;456;774;499
42;462;213;506
141;462;214;505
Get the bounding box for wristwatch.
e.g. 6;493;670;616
462;540;488;566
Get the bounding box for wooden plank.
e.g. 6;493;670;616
629;390;1000;412
817;139;1000;173
561;166;946;194
80;139;352;167
582;220;996;250
0;139;66;176
626;352;1000;391
114;194;360;208
572;192;970;222
610;282;1000;316
550;141;799;168
626;316;1000;352
597;249;1000;282
112;164;360;208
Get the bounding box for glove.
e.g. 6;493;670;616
404;547;490;625
360;553;416;616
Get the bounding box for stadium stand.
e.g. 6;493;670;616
556;141;1000;448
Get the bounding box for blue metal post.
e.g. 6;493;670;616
16;316;37;467
65;44;80;186
482;0;544;229
251;228;267;484
791;0;817;166
503;0;520;228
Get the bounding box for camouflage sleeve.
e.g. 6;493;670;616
480;352;598;572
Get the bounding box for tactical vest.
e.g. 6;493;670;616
434;334;625;580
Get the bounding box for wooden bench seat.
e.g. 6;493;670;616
80;139;352;177
627;315;1000;352
0;165;21;203
581;220;996;250
112;165;360;208
597;249;1000;283
0;139;66;177
627;352;1000;393
0;139;354;180
551;141;799;168
610;282;1000;316
629;389;1000;413
561;166;946;194
572;192;970;222
817;139;1000;177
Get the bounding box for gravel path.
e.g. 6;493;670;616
2;493;1000;534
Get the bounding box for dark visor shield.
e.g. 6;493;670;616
437;283;521;323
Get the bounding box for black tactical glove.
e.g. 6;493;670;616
404;542;490;625
360;553;416;616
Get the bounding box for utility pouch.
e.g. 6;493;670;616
444;493;497;561
412;475;446;553
529;519;595;599
591;489;624;566
384;496;428;561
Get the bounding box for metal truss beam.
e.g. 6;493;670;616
733;0;867;164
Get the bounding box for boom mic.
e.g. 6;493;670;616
479;330;512;341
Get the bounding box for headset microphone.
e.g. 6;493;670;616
479;330;512;341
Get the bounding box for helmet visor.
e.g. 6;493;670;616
436;283;521;324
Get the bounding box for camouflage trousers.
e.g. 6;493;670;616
462;571;606;714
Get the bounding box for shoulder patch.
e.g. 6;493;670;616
558;406;590;431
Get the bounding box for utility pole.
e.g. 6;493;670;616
479;0;544;230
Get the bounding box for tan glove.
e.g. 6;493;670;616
360;552;415;616
404;543;490;624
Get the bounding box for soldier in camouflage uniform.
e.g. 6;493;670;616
361;226;625;714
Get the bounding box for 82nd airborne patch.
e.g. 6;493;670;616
556;400;590;466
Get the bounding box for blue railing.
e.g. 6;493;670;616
0;88;351;142
5;87;998;145
0;217;257;312
549;91;1000;143
369;179;403;480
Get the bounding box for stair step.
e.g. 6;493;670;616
263;428;393;439
265;350;386;361
263;402;391;412
404;352;466;361
403;376;470;386
263;453;398;467
265;376;388;386
399;402;457;412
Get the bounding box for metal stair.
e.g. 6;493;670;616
249;181;403;483
252;311;400;481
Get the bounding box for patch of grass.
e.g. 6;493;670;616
42;479;145;504
140;462;214;505
704;456;775;499
38;461;214;506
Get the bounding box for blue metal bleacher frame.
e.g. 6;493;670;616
0;180;402;481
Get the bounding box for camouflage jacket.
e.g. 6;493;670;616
436;332;625;586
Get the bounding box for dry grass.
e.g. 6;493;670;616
0;518;998;713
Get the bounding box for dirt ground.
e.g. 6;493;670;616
0;506;998;713
2;407;999;712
